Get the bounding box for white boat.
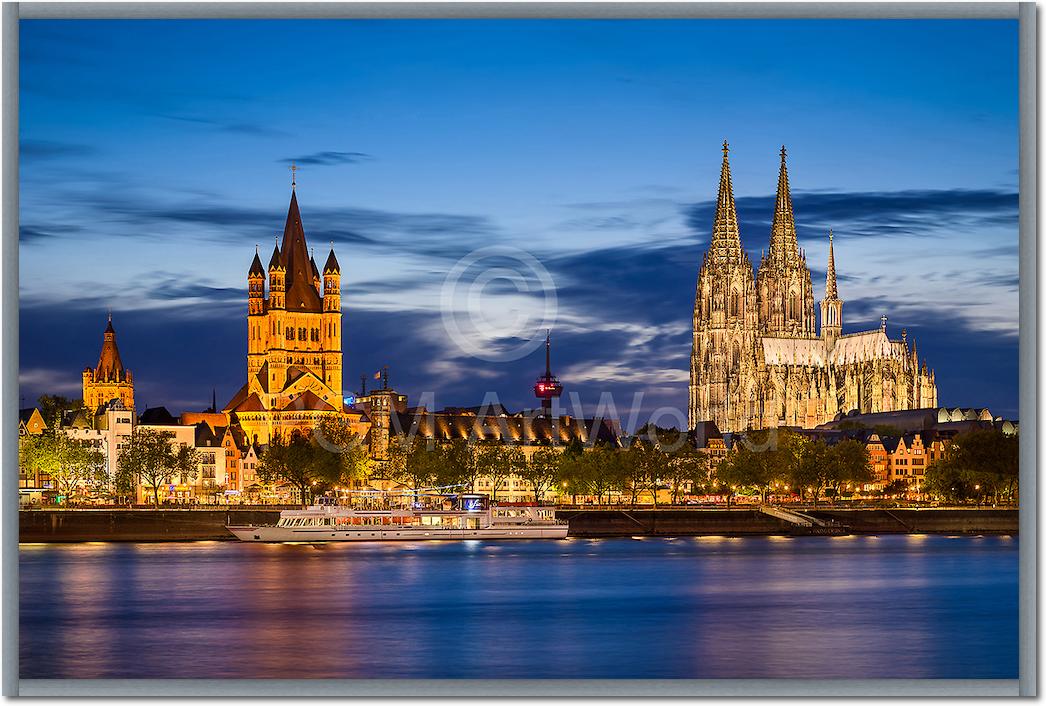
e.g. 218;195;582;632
226;494;569;542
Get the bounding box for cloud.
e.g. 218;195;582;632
145;276;243;303
279;152;373;166
33;185;496;256
20;140;95;161
685;188;1019;242
19;224;82;243
19;367;84;398
154;113;289;138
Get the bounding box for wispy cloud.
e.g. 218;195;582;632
19;223;82;243
20;139;96;161
685;188;1019;243
279;151;373;166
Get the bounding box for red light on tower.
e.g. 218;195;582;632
533;330;562;415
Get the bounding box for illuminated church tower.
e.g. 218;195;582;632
82;314;135;410
226;171;354;443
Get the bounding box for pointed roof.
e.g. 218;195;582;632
139;406;177;425
323;247;340;274
249;247;265;277
282;389;337;412
279;189;323;312
768;145;800;262
268;244;283;271
708;141;748;265
309;251;321;281
825;230;838;299
93;316;127;382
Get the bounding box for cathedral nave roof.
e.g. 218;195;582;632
761;337;827;367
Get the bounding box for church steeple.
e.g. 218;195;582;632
83;314;135;410
768;145;799;262
825;228;838;299
820;229;843;348
280;188;323;313
709;140;748;264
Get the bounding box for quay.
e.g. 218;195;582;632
18;507;1018;543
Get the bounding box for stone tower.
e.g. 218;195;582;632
756;146;816;337
689;142;760;433
82;314;135;410
226;177;350;443
820;230;843;350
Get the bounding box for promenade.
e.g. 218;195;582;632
18;506;1018;542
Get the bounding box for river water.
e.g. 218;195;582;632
20;535;1017;679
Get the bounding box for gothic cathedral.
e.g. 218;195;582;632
689;143;938;433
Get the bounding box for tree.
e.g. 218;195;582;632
583;444;625;505
520;447;561;504
436;439;478;493
37;394;86;428
717;430;778;503
117;428;200;507
830;438;873;493
257;430;346;507
387;435;440;498
664;445;708;504
25;429;105;503
315;417;371;489
925;429;1019;504
474;444;525;502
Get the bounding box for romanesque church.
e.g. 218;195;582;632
223;177;367;444
689;143;938;433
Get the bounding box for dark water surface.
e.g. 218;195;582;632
20;535;1017;679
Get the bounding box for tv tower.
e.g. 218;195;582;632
533;330;563;415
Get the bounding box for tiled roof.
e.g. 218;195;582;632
282;389;337;412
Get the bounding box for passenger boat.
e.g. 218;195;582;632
226;493;569;542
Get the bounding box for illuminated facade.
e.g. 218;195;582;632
82;316;135;411
225;179;366;444
689;144;938;433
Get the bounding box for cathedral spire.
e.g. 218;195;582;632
768;145;799;262
279;186;323;312
709;140;747;262
825;229;838;299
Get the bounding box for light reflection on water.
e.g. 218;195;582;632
20;535;1017;679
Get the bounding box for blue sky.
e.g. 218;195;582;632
19;19;1019;422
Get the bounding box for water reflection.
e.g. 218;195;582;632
20;535;1018;679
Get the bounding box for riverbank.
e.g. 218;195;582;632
18;507;1018;542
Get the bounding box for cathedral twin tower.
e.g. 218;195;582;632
689;143;937;433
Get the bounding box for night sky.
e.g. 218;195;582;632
19;19;1019;425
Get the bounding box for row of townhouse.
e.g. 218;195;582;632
19;400;273;505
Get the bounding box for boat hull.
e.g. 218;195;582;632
226;524;570;542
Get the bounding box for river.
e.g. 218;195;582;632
19;534;1017;679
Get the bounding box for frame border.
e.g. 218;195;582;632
5;2;1035;697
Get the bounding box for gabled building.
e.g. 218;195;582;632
19;408;47;436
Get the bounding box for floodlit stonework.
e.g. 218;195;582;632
224;177;367;444
689;143;938;433
82;315;135;411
